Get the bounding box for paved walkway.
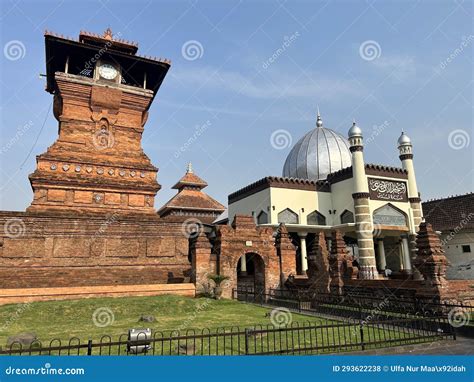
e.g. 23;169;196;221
343;337;473;355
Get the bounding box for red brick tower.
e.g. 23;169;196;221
28;29;170;214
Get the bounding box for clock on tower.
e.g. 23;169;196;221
28;28;171;214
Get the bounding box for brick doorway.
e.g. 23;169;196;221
237;252;265;293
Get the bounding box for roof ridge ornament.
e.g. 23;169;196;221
186;162;193;174
103;27;113;40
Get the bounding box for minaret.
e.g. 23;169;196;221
348;121;377;279
398;132;423;277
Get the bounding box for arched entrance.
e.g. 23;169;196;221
236;252;265;294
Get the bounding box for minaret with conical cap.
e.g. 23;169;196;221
398;132;423;277
348;121;378;279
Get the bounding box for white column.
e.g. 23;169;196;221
299;233;308;275
376;239;386;271
401;236;412;271
240;253;247;275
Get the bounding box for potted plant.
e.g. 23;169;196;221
207;274;229;300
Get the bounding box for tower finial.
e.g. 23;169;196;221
186;162;193;174
103;27;113;40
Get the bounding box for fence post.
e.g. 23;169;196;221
87;339;93;356
359;324;365;351
244;329;250;355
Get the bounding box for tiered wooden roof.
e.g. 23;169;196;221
158;164;225;221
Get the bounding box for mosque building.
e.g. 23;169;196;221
227;112;422;281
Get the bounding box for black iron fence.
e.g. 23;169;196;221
233;287;473;324
0;317;453;356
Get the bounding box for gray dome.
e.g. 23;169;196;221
348;121;362;138
282;122;352;181
398;132;411;146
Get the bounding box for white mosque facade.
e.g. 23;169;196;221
227;113;423;280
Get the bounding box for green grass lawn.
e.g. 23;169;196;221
0;295;328;347
0;295;446;355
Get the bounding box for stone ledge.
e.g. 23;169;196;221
0;283;196;305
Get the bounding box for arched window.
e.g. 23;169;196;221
307;210;326;225
257;211;268;224
340;210;354;224
278;208;299;224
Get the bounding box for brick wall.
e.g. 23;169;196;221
0;211;192;289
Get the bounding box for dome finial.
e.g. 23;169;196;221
316;106;323;128
186;162;193;174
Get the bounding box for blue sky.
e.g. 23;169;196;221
0;0;472;211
